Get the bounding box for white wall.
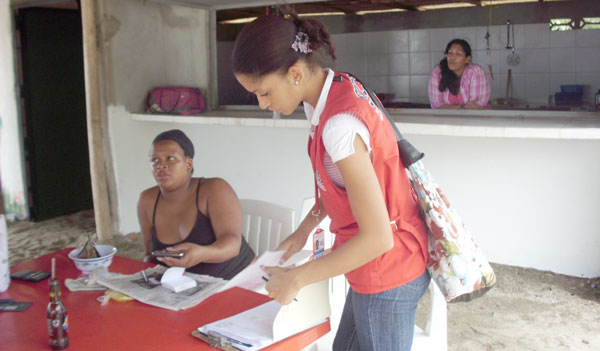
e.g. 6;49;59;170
100;0;210;112
0;0;27;218
108;106;315;234
333;24;600;107
108;109;600;278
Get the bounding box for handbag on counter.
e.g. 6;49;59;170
344;72;496;303
145;87;205;115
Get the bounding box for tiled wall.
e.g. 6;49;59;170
333;24;600;107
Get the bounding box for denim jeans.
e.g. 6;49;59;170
332;270;431;351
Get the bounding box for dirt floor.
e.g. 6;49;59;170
6;210;600;351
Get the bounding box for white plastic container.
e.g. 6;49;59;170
0;214;10;292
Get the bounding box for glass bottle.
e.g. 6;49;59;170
47;278;69;349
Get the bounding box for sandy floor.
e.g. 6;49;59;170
6;210;600;351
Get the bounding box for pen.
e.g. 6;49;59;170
261;276;298;302
141;270;149;283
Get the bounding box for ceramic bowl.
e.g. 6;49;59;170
68;244;117;275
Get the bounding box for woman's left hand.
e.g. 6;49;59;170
155;242;203;268
262;266;301;305
465;97;484;109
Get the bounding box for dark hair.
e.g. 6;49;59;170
152;129;194;159
438;39;472;95
232;11;336;77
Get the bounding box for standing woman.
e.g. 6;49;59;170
137;129;254;280
233;13;430;351
428;39;491;109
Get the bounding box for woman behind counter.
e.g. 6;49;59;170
137;129;254;280
428;39;490;109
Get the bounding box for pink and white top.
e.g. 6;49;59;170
427;63;491;109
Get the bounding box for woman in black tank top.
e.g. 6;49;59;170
137;129;254;280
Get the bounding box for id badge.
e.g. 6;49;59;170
313;228;325;259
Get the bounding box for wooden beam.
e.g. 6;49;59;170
80;0;113;242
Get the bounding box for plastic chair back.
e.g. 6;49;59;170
412;279;448;351
240;199;295;256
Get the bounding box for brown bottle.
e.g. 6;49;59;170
47;278;69;349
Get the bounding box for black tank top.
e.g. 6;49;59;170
150;178;254;280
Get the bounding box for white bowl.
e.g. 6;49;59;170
68;244;117;275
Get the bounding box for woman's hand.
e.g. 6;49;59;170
464;97;483;109
155;242;203;268
275;230;309;264
262;266;301;305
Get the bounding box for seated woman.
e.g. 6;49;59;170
137;129;254;280
428;39;490;109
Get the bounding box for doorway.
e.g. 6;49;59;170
15;5;93;221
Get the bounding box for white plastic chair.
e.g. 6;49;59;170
412;279;448;351
239;199;295;256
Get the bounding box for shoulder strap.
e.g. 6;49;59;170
151;190;161;226
337;72;425;167
195;178;202;212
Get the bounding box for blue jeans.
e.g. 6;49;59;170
332;270;431;351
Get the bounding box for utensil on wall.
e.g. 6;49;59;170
505;20;520;66
505;69;512;102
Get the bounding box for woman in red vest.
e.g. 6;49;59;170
233;12;430;351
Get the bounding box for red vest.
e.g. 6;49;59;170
308;72;428;294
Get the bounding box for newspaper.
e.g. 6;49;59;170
97;265;226;311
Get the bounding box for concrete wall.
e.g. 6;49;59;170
108;109;600;278
0;0;27;219
99;0;210;112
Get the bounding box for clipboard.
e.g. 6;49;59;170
195;279;330;351
191;330;241;351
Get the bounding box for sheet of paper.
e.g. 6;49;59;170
219;250;311;292
273;279;331;341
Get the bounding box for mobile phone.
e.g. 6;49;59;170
151;250;184;258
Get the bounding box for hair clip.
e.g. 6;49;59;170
291;32;312;54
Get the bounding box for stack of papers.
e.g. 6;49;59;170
199;277;331;351
199;300;282;350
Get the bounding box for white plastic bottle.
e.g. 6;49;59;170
0;213;9;292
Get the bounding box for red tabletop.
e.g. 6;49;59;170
1;248;330;350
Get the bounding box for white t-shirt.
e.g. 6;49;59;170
304;69;372;188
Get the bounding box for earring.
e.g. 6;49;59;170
295;80;299;85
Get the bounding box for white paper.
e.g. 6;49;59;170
199;300;281;350
199;279;331;351
219;250;311;293
160;267;197;293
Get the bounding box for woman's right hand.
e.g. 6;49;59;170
464;97;483;109
275;230;309;264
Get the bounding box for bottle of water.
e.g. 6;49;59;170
0;202;10;292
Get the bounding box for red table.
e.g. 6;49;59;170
1;248;330;350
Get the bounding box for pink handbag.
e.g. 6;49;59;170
145;87;205;115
